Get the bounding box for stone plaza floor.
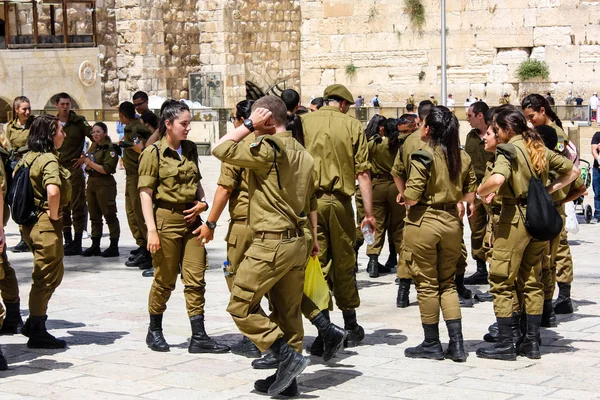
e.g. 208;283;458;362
1;155;599;399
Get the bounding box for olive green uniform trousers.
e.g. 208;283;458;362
468;199;488;261
227;236;307;353
148;207;207;317
403;207;462;324
317;193;360;311
0;249;19;327
554;207;574;285
86;176;120;239
62;167;86;234
489;205;545;318
224;220;254;291
542;206;572;299
23;213;65;317
367;178;405;256
125;169;147;247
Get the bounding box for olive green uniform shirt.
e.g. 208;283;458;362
404;144;477;204
213;131;314;232
391;130;423;180
5;119;32;154
216;136;253;221
368;136;396;175
492;135;574;199
58;111;92;167
464;128;495;183
483;159;503;208
123;119;153;172
86;137;119;177
301;106;370;196
0;151;8;225
20;151;71;211
138;137;201;203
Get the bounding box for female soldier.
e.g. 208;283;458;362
0;132;24;335
138;100;229;354
6;96;34;253
522;94;567;141
80;122;120;257
19;114;71;349
476;105;579;361
400;106;476;362
366;118;404;278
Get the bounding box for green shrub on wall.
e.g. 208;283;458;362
405;0;425;31
517;59;550;81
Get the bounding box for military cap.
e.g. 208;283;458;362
323;84;355;104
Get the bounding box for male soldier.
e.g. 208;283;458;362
406;93;416;107
281;89;300;114
391;100;435;308
119;101;153;272
55;93;92;255
212;96;313;396
132;91;150;116
462;102;495;294
301;84;376;348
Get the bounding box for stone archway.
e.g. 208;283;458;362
44;93;81;110
0;97;11;123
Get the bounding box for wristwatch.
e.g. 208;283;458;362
243;118;255;132
475;192;483;200
206;221;217;230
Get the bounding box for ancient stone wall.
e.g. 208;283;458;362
300;0;600;106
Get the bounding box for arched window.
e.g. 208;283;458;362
0;97;10;123
1;0;96;49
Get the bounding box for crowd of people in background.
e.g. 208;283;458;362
0;84;597;397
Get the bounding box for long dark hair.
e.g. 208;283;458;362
493;104;547;174
424;106;461;182
28;114;59;153
235;99;254;120
383;118;399;153
286;113;304;146
521;93;563;130
158;100;190;137
365;114;386;140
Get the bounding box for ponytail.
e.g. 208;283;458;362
522;128;547;175
424;106;462;183
382;118;399;153
286;113;305;146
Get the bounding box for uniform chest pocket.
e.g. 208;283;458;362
159;168;179;184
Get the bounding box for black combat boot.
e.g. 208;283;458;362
146;314;169;352
254;373;299;396
396;279;411;308
366;255;381;278
64;232;82;256
130;246;143;256
81;237;101;257
455;274;472;299
483;322;499;342
342;310;364;348
142;267;155;277
63;229;73;249
27;315;67;349
474;291;494;302
384;247;397;271
476;317;517;361
101;238;120;258
252;352;278;369
464;259;488;285
267;337;310;396
554;283;573;314
0;344;7;371
21;315;45;338
541;299;557;327
126;248;151;268
444;319;467;362
188;315;230;354
404;323;444;360
310;311;347;362
230;336;261;358
9;236;30;253
517;314;542;359
0;302;23;335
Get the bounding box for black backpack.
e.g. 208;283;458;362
513;147;563;241
7;154;43;226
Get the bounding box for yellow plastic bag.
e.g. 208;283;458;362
303;256;330;311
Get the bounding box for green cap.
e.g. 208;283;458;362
323;84;355;105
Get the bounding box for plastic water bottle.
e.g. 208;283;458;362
361;224;375;245
223;261;232;277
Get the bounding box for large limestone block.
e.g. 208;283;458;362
580;45;600;63
323;1;354;18
477;28;534;48
545;45;579;65
494;48;531;65
534;26;572;46
531;46;546;61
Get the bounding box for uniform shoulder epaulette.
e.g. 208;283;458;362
250;135;281;153
496;143;517;161
411;149;433;169
398;133;410;146
370;134;382;144
556;135;566;152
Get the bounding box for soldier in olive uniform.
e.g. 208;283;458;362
399;107;476;362
391;100;435;307
499;93;511;105
55;93;92;255
80;122;121;257
462;102;495;293
213;96;314;396
6;96;35;253
476;105;579;361
138;100;229;355
19;115;72;349
0;143;24;336
119;101;153;270
301;84;376;348
406;93;416;107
